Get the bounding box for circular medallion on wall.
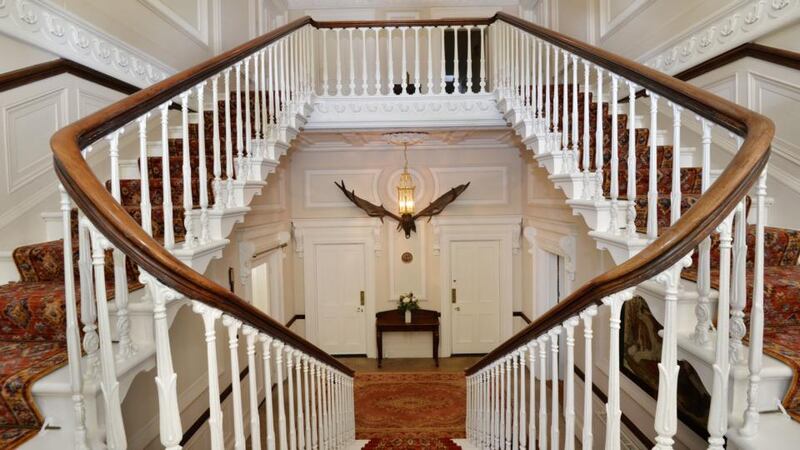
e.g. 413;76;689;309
401;252;413;263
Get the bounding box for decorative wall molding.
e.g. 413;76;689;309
303;168;382;208
0;0;175;88
431;215;521;255
305;94;506;130
431;166;509;206
295;129;516;153
387;220;427;300
138;0;210;48
641;0;800;75
598;0;656;41
292;217;383;258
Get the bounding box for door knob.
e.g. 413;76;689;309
454;306;461;311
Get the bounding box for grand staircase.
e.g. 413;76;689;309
0;10;792;450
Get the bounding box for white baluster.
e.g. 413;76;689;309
581;60;591;200
224;69;235;208
262;335;277;450
373;27;381;95
321;29;329;96
553;44;560;151
193;302;224;449
439;26;446;94
295;353;306;450
137;115;152;236
335;29;342;96
222;316;246;450
693;118;714;345
572;55;579;172
180;91;196;247
670;103;683;225
580;305;598;450
243;327;262;450
647;92;659;239
564;317;579;450
545;43;551;140
452;26;461;94
427;26;434;94
538;334;549;450
602;289;634;450
731;197;748;365
253;52;262;141
106;128;135;361
319;365;329;450
348;28;356;96
77;217;98;380
244;56;253;159
562;50;569;153
361;28;368;95
479;25;487;93
303;356;312;449
536;40;543;130
610;74;620;233
388;27;395;95
708;214;734;450
196;82;210;242
400;27;408;95
741;167;767;436
140;275;182;450
494;363;501;449
261;48;269;137
286;348;298;450
59;186;89;450
522;33;530;119
465;25;473;93
310;361;319;450
235;63;245;183
626;81;638;236
655;257;691;450
594;67;604;202
549;327;561;450
527;341;536;450
413;26;421;95
159;103;175;249
512;351;520;450
519;348;527;450
212;75;223;210
505;357;512;450
274;341;289;450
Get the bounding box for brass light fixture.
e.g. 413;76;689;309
384;132;428;215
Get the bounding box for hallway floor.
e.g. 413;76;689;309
336;356;482;373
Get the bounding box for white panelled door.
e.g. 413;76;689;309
450;239;502;354
314;243;367;355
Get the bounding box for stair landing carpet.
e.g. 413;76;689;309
363;437;462;449
354;372;466;440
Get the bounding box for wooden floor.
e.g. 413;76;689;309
336;356;483;373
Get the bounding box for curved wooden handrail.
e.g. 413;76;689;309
49;12;773;379
51;16;353;376
464;12;774;375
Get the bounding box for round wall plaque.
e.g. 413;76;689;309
401;252;413;263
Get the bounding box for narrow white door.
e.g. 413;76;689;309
314;243;367;355
450;240;502;354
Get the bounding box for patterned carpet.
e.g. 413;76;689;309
355;372;466;440
363;437;462;449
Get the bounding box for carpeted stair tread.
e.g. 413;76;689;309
363;437;462;449
115;178;218;207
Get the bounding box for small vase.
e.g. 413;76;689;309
404;309;412;324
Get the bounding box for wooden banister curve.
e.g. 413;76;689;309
49;13;773;379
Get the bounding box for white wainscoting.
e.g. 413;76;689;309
0;74;127;251
598;0;656;41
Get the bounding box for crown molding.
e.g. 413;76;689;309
641;0;800;75
0;0;175;88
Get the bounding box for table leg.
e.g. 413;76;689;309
433;330;440;367
377;329;383;368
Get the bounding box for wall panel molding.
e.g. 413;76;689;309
598;0;656;41
304;168;381;208
0;0;175;88
138;0;212;48
431;166;508;206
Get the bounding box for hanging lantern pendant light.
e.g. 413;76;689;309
397;142;416;215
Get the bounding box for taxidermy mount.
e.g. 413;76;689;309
334;180;470;238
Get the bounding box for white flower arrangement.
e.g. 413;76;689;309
397;292;419;312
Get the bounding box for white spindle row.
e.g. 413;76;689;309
315;25;487;96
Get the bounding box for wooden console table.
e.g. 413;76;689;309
375;309;440;368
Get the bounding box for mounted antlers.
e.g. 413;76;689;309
334;180;470;238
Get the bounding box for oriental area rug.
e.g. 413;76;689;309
355;371;466;449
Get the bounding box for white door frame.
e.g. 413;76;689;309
237;226;291;322
523;219;577;319
432;216;520;357
293;218;381;357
